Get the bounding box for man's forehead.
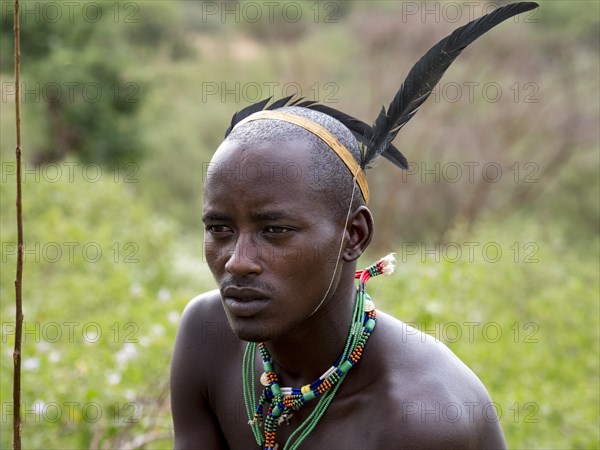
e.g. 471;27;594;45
202;184;328;224
207;137;352;188
203;146;332;219
211;137;314;164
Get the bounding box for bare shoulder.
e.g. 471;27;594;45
172;289;240;378
179;289;224;331
170;290;240;449
368;311;507;449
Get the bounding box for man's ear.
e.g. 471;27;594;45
343;206;374;262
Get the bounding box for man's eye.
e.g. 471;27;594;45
206;225;232;233
265;226;291;234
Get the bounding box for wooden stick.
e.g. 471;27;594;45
13;0;23;448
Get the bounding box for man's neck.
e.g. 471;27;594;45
263;265;357;387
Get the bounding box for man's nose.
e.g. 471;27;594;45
224;235;262;276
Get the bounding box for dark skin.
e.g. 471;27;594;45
170;138;507;449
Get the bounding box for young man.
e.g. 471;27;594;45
171;3;537;449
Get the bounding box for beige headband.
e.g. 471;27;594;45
234;110;369;204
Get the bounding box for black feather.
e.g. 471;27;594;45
224;97;272;138
365;1;539;168
224;95;307;137
303;103;410;168
299;104;378;158
266;95;296;110
381;145;409;169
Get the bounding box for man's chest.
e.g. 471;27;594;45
211;376;389;450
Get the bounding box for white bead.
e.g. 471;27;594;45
364;299;375;312
260;372;270;386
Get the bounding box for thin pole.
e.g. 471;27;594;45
13;0;24;448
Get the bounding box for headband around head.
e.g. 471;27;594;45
233;110;370;204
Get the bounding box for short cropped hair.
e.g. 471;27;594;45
226;106;365;221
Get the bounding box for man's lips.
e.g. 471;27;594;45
222;287;270;301
221;287;270;317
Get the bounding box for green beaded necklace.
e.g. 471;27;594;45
242;254;396;450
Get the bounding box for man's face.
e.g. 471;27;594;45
203;138;347;342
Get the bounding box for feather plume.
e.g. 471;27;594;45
224;95;311;137
224;97;272;138
266;94;297;110
365;2;539;168
306;103;409;169
222;3;537;170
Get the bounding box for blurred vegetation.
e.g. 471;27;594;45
0;0;598;448
0;173;204;448
367;213;599;448
0;1;191;164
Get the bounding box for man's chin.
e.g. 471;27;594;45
225;315;282;342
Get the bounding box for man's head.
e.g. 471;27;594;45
202;107;374;341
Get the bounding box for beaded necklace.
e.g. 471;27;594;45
242;254;396;450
